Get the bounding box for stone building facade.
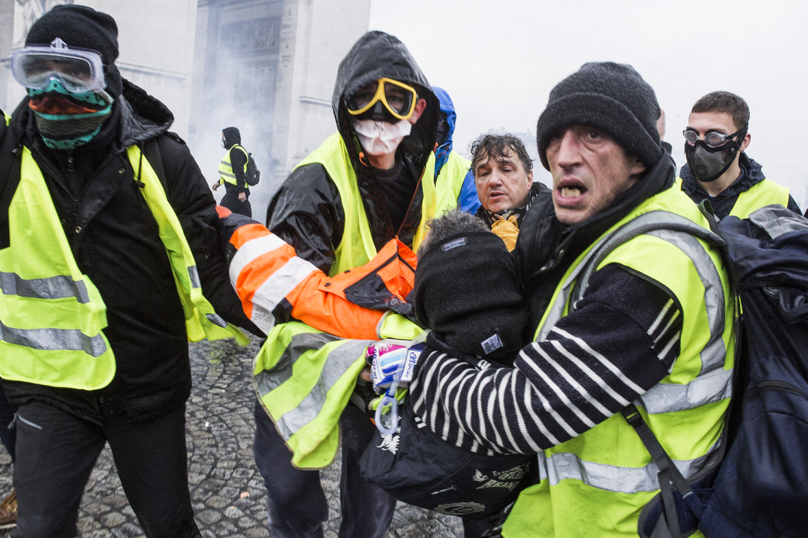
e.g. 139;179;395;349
0;0;371;222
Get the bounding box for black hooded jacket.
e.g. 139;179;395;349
222;126;248;194
0;80;259;423
266;31;439;274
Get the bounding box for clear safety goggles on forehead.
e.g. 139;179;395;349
347;78;417;121
11;45;106;94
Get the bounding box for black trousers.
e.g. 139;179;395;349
0;386;16;462
221;190;252;218
12;401;200;538
253;402;397;538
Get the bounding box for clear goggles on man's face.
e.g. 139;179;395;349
11;46;106;93
347;78;417;121
683;126;745;148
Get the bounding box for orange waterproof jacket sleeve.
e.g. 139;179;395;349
217;207;418;340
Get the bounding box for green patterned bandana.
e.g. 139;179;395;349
28;78;113;150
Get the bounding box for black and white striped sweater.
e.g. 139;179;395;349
410;264;682;455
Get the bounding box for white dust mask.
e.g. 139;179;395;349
352;119;412;156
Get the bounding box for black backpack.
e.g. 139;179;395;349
244;151;260;186
596;205;808;538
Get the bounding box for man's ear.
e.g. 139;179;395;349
526;170;534;185
740;132;751;152
408;98;428;125
629;156;646;177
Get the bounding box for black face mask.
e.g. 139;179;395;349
684;130;746;183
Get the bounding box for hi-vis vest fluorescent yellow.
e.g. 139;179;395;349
0;137;247;391
293;132;443;276
253;132;456;469
435;150;470;214
728;178;789;218
503;186;735;538
676;176;790;219
218;144;249;188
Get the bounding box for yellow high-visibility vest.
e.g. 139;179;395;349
0;144;247;390
504;186;735;538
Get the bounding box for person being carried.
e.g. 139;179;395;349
212;126;252;217
472;134;549;251
413;210;527;364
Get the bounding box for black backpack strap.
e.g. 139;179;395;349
0;119;24;250
141;138;168;192
568;210;734;538
622;404;692;538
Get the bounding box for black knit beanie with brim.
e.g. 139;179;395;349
414;231;528;363
536;62;662;171
25;5;123;98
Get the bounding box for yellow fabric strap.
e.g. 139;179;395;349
126;146;248;345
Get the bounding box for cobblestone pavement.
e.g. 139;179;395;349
0;336;463;537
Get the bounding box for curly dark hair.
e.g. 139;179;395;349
470;134;533;176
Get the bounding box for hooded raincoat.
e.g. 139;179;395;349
257;31;459;469
433;87;480;214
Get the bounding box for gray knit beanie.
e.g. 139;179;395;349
536;62;662;170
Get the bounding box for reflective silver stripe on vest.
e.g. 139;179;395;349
255;333;371;440
251;257;316;321
537;444;716;494
0;320;107;357
188;266;201;289
646;228;726;374
220;170;236;179
205;313;228;328
0;271;90;303
638;367;733;414
539;211;732;416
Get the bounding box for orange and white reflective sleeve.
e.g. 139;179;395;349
227;222;383;340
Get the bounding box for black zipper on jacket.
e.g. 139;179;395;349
744;380;808;400
29;142;127;248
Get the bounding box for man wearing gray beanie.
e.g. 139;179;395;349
0;5;259;537
403;62;735;537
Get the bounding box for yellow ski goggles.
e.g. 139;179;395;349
347;78;417;121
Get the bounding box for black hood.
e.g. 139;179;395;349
332;31;438;173
222;127;241;149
